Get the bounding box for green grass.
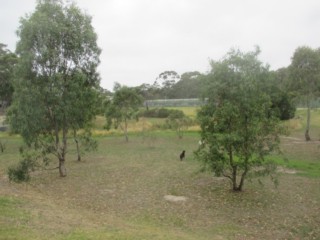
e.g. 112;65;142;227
272;155;320;178
287;108;320;137
0;196;36;240
165;107;199;118
0;107;320;239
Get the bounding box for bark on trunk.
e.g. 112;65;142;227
76;142;81;161
231;167;248;192
59;123;68;177
124;119;129;142
237;170;248;192
232;166;238;191
59;158;67;177
74;130;81;161
305;104;311;141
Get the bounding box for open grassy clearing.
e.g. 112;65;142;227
0;107;320;239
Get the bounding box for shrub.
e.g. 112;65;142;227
8;158;34;183
7;149;45;183
139;108;180;118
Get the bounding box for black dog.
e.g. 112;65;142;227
180;150;185;161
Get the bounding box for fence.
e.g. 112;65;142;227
145;98;208;107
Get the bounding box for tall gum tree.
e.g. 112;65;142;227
8;0;101;177
0;43;17;111
289;46;320;141
196;47;284;191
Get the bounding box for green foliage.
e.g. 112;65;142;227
0;43;18;108
288;46;320;140
7;0;101;177
271;91;296;120
264;68;296;120
135;71;206;100
171;71;205;99
7;158;32;183
155;70;180;98
289;46;320;96
196;47;284;191
78;130;98;153
165;110;192;138
7;149;41;183
105;85;143;141
74;128;98;161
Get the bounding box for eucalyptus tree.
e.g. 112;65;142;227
263;68;296;121
7;0;101;177
0;44;16;154
154;70;180;99
105;85;143;142
171;71;203;99
196;47;283;191
289;46;320;141
165;110;192;139
0;43;17;110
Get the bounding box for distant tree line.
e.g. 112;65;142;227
134;71;206;100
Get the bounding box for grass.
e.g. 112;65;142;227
272;156;320;178
0;196;36;240
0;107;320;239
165;107;199;118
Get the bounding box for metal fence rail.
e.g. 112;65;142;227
145;98;208;107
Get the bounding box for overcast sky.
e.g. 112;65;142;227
1;0;320;90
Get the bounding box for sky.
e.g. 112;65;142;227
1;0;320;91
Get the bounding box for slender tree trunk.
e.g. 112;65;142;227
76;140;81;161
59;157;67;177
0;140;5;152
178;127;183;139
54;123;67;177
232;166;238;191
124;118;129;142
305;101;311;141
74;129;81;161
228;147;239;191
237;169;248;191
58;125;68;177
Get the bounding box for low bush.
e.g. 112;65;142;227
139;108;184;118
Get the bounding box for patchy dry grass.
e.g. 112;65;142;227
1;132;320;239
166;107;199;118
0;108;320;239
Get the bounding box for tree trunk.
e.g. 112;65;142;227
59;124;68;177
59;158;67;177
237;170;248;192
231;167;248;192
74;130;81;161
232;166;238;191
178;128;183;139
124;119;129;142
228;147;239;191
76;140;81;161
305;102;311;141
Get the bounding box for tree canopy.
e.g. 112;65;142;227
196;47;283;191
7;0;101;178
288;46;320;140
105;85;143;142
0;43;17;111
